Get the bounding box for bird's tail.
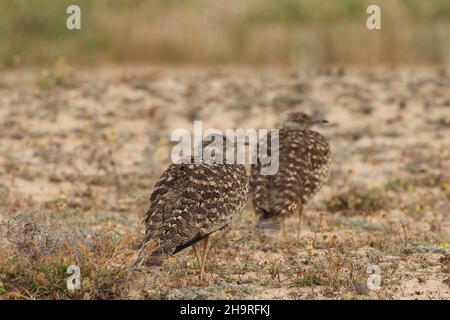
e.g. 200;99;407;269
257;206;284;230
257;199;299;229
132;239;165;268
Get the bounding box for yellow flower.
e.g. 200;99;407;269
167;257;175;264
305;240;314;255
57;193;67;211
437;242;449;248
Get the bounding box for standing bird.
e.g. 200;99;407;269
135;134;249;280
251;111;331;239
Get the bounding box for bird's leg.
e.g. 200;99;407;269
199;236;210;281
192;243;202;270
297;203;303;240
280;221;287;241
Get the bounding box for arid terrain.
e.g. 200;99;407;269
0;65;449;299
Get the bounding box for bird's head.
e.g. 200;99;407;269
282;111;328;130
201;132;225;150
200;133;248;163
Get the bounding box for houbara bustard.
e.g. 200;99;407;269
250;111;331;238
135;133;249;280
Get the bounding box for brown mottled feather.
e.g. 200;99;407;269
251;114;331;222
140;154;249;266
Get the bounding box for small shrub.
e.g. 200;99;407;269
323;185;389;214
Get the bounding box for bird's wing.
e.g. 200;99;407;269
251;129;300;220
250;162;272;217
142;162;248;264
301;131;331;204
250;130;277;218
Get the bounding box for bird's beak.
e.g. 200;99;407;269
313;118;329;125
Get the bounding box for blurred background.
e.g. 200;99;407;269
0;0;449;68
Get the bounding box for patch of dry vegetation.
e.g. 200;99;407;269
0;66;449;299
0;211;138;299
323;185;390;215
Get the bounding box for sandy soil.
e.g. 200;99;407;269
0;66;449;299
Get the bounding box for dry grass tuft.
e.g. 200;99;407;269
323;185;390;215
0;211;136;299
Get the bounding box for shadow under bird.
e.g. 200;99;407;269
135;134;249;280
250;111;331;238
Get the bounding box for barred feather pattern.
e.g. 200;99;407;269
251;128;331;221
140;157;249;266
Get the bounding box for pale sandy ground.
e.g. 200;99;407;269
0;66;449;299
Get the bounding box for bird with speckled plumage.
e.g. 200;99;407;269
250;111;331;239
135;133;249;280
